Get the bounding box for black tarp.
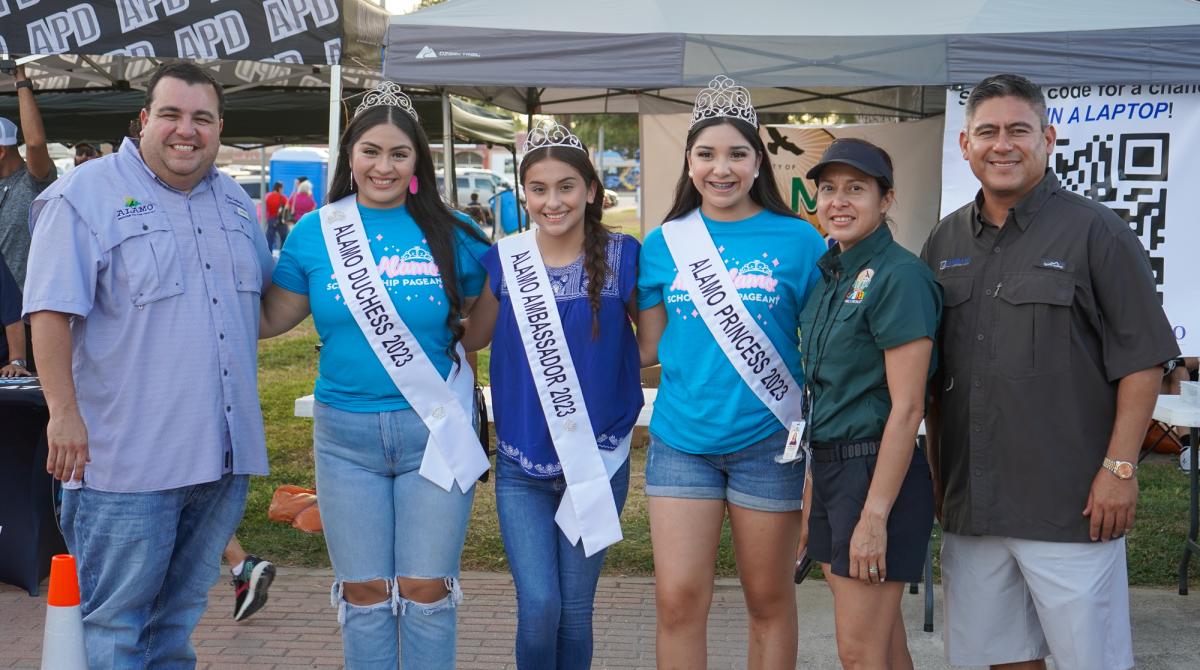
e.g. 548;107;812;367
0;89;516;147
0;0;388;68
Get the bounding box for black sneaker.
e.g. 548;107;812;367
232;555;276;621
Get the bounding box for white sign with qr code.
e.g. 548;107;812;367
940;85;1200;354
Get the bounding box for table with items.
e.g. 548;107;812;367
0;377;67;596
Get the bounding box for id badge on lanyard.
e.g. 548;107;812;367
776;387;812;464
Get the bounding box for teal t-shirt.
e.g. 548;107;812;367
273;203;489;412
638;209;827;454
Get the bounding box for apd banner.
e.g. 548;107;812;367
940;85;1200;353
0;0;384;65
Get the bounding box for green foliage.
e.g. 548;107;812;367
241;318;1195;586
569;114;640;157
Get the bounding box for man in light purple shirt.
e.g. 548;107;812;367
23;63;271;667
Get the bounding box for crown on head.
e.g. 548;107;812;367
522;120;586;155
690;75;757;129
355;80;419;121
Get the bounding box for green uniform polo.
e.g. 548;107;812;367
799;225;941;443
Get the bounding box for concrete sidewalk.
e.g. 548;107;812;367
2;569;1197;669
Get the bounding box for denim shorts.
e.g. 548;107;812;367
644;428;805;512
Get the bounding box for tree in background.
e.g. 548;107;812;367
569;114;639;158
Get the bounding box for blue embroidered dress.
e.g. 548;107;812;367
482;232;643;478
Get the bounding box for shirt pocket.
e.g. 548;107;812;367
220;213;263;294
937;274;974;374
995;272;1074;375
111;218;184;307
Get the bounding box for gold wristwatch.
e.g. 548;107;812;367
1102;457;1137;480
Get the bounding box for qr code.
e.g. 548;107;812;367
1054;133;1170;295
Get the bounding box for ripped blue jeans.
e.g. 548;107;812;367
314;401;476;669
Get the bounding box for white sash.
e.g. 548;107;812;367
320;196;487;492
661;209;804;428
497;230;623;556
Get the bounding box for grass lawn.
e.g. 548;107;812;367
239;249;1193;587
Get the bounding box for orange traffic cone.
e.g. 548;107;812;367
41;554;87;670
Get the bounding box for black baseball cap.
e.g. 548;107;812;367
806;139;893;189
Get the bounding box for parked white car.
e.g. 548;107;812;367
436;168;509;207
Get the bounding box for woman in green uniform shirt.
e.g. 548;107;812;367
797;138;940;669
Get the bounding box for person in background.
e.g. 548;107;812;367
463;191;493;232
0;64;55;292
264;181;288;251
287;177;317;222
0;249;30;377
222;536;275;621
73;143;100;167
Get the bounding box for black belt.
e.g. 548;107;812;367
810;439;881;462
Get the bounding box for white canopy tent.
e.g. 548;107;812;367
386;0;1200;231
386;0;1200;116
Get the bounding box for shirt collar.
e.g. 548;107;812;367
118;136;218;194
970;169;1060;235
817;224;893;279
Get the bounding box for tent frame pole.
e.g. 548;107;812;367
442;90;457;206
327;64;343;195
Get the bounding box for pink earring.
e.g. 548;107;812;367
409;176;419;195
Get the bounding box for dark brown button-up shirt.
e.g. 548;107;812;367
921;171;1178;542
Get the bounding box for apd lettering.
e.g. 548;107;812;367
175;10;249;58
26;3;99;53
264;0;339;42
117;0;188;33
0;0;45;19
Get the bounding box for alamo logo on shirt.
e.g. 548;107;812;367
380;246;442;288
325;244;444;300
116;198;156;220
667;250;787;319
666;251;782;316
845;268;874;304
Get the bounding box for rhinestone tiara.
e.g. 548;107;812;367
355;80;419;121
690;75;757;129
522;120;586;155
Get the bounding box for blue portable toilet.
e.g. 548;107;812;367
270;147;329;206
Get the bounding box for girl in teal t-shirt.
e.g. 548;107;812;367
258;87;491;669
635;77;826;669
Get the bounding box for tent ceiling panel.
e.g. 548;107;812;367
387;0;1200;94
384;27;685;88
391;0;1200;36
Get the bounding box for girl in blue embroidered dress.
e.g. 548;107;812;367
464;124;643;670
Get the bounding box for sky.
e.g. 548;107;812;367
384;0;424;14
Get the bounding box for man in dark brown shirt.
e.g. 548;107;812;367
922;74;1178;670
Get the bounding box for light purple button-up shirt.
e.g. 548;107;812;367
23;137;271;493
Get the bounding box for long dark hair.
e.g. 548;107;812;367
663;117;800;223
328;105;490;369
519;145;611;338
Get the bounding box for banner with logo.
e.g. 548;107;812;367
760;118;944;254
0;0;388;66
941;85;1200;353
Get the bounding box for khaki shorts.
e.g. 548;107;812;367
941;533;1134;670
